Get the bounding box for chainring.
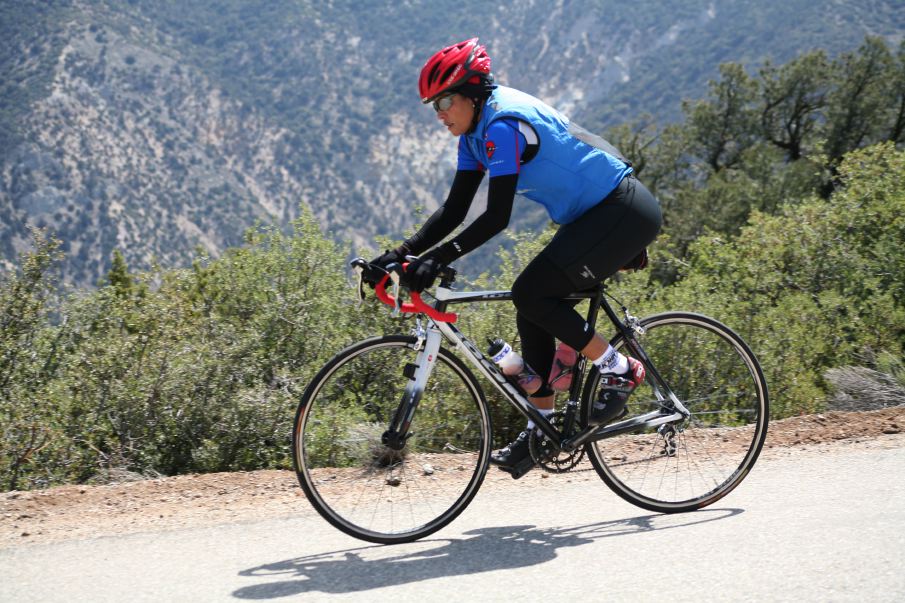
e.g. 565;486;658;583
528;410;586;473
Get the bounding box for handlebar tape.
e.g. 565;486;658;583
374;273;458;323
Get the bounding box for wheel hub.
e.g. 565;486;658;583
381;430;409;450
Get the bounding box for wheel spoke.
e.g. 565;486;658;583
587;314;768;511
293;337;490;543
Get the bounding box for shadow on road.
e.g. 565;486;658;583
233;508;742;599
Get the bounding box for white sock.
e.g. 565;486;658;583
526;408;554;432
593;345;629;375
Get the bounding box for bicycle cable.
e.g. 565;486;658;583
601;286;629;315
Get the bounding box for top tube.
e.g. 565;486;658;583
435;286;601;305
355;257;603;323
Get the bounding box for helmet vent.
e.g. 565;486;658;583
440;66;457;85
418;38;491;104
427;63;442;86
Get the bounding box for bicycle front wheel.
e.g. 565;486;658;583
583;312;768;513
293;335;491;544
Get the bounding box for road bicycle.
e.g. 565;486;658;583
292;259;769;544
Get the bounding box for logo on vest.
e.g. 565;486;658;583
485;141;496;159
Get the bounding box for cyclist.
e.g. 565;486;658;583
369;38;662;479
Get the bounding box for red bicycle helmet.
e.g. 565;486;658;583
419;38;492;104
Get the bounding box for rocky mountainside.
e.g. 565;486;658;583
2;0;903;286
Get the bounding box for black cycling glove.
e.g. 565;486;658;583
402;254;443;293
363;245;410;286
371;246;408;269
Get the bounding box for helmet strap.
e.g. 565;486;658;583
466;98;484;134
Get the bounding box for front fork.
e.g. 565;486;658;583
382;323;442;450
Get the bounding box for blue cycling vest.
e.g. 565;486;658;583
461;86;633;224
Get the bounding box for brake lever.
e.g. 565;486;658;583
385;262;405;316
352;266;365;305
349;258;370;305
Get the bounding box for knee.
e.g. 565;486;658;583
512;273;532;316
511;273;545;322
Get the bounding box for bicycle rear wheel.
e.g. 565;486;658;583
583;312;768;513
293;335;491;544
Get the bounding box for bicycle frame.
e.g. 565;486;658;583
298;262;768;543
378;273;691;456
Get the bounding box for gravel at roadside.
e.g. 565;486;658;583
2;406;902;549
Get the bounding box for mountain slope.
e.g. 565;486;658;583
1;0;902;284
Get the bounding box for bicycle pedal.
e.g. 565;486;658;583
497;457;536;480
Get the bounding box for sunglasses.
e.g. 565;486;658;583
432;94;456;112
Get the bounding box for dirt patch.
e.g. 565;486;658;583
2;406;903;549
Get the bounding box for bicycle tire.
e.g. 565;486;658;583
293;335;492;544
582;312;769;513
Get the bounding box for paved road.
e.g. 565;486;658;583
2;444;904;602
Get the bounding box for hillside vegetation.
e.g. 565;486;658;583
2;141;903;491
1;4;903;491
1;0;903;285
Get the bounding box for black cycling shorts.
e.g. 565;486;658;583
541;174;661;291
511;174;662;378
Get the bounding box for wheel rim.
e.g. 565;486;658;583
589;315;768;509
296;339;489;540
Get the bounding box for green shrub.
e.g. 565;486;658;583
2;144;902;490
657;143;905;417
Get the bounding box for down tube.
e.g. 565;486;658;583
435;321;561;444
